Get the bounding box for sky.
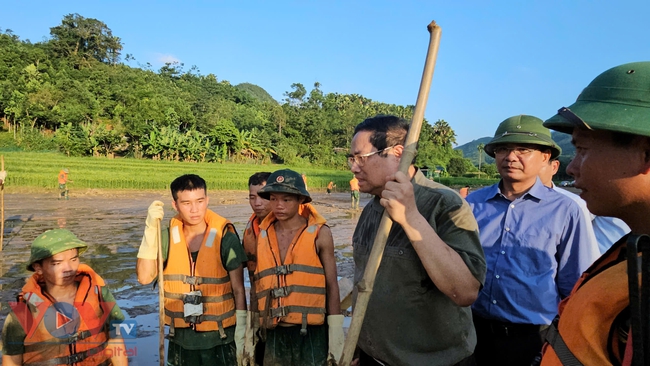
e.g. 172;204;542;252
3;1;649;146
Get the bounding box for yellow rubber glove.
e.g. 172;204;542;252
327;314;345;365
136;201;164;260
235;310;247;365
242;311;259;366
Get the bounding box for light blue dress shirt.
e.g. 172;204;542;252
466;178;599;325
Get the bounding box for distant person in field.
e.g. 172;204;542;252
326;181;336;195
301;173;308;190
459;185;470;198
241;172;271;366
136;174;248;365
58;168;72;200
349;176;360;209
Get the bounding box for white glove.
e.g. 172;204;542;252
242;311;259;366
137;201;164;260
327;314;345;365
235;310;247;365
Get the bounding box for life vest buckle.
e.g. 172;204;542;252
272;287;289;298
275;266;291;275
183;292;203;305
184;276;202;286
270;306;288;318
66;352;84;364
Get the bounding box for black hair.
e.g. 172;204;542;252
170;174;207;201
248;172;272;186
354;115;410;151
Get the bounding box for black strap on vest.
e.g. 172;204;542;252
544;318;583;365
23;341;109;366
626;234;650;366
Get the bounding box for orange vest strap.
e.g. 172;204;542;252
163;291;234;304
268;305;326;318
253;264;325;281
626;234;650;366
163;274;231;285
22;329;100;353
23;342;110;366
545;319;584;366
164;308;236;325
257;285;327;300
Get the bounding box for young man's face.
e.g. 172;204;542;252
494;144;551;185
269;193;303;221
567;128;644;217
349;130;400;197
249;182;271;220
172;189;209;226
32;249;79;288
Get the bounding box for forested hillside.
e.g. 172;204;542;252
0;13;462;170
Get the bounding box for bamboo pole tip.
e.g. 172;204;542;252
427;21;440;33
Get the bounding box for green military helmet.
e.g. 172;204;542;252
27;229;88;271
257;169;312;203
545;61;650;136
484;114;562;159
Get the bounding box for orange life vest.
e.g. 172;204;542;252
327;182;334;190
350;178;359;191
255;203;327;332
540;235;639;366
10;264;113;366
243;213;261;273
163;209;237;337
58;171;68;185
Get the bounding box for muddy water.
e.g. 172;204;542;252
0;190;368;365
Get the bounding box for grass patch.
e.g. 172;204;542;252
0;151;355;191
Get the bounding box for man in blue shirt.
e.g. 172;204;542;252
466;115;599;366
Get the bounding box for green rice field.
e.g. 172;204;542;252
0;151;355;191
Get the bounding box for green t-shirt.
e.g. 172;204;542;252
2;286;125;355
161;228;247;349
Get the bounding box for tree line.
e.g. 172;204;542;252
0;13;469;172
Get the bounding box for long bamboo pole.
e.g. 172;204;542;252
1;155;4;251
339;21;442;366
156;219;165;366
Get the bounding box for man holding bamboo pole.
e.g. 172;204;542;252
348;115;486;366
136;174;248;365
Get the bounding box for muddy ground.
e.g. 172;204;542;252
0;188;369;365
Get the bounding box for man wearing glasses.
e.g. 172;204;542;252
348;115;486;366
465;115;599;366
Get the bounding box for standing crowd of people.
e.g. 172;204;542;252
2;61;650;366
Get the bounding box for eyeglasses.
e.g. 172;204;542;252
493;146;537;156
347;146;395;168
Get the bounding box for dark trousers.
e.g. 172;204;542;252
359;349;476;366
472;313;545;366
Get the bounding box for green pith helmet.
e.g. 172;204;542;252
27;229;88;271
485;115;562;159
544;61;650;136
258;169;312;203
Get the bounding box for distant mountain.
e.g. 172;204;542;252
455;137;494;165
455;131;575;165
235;83;277;104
